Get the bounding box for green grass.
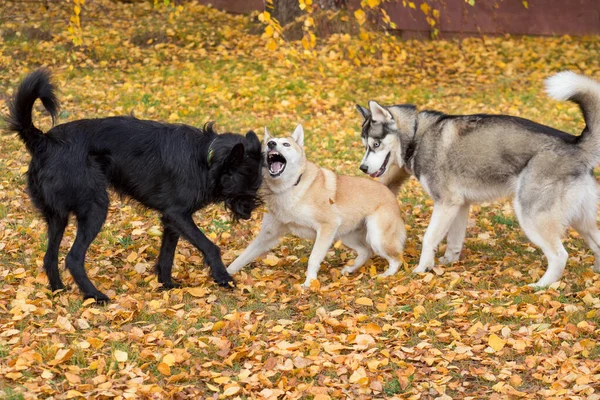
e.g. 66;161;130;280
491;214;517;227
0;387;25;400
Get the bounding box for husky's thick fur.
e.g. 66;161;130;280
227;125;406;286
356;71;600;287
7;69;263;302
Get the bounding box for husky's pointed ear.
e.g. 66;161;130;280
226;143;245;166
292;124;304;147
263;127;271;144
356;104;370;120
369;100;393;123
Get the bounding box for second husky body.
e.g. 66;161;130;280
227;125;406;286
356;71;600;287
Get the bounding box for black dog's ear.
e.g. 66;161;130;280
245;130;260;150
356;104;370;120
246;131;262;153
226;143;245;166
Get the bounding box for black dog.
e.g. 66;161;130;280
7;69;263;302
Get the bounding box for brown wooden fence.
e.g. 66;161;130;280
200;0;600;37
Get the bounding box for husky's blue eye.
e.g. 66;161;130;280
373;141;380;148
283;143;291;147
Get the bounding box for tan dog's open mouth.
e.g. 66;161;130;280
267;151;287;177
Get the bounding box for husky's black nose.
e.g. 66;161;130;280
359;164;368;173
267;141;277;150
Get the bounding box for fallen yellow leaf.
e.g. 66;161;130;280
356;297;373;306
114;350;128;362
488;334;506;352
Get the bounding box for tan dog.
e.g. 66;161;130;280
227;124;406;287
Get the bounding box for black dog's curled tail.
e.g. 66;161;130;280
7;69;59;154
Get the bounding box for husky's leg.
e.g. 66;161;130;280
515;200;568;287
302;225;338;287
340;230;372;275
439;203;470;264
414;203;462;273
364;211;406;278
571;182;600;273
227;214;287;274
573;216;600;273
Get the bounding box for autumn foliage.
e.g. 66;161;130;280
0;0;600;398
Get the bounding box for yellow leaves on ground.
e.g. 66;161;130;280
157;362;171;376
0;1;599;399
488;333;507;352
222;385;241;397
126;251;137;263
113;350;128;362
355;297;373;306
186;287;208;297
162;353;176;366
48;349;74;366
263;253;280;267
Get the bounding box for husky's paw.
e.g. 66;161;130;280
412;262;433;274
302;276;318;288
341;266;357;275
592;260;600;273
527;280;551;289
439;253;459;265
527;283;546;290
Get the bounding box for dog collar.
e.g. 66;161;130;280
207;137;217;166
403;117;419;167
294;174;303;186
404;141;416;165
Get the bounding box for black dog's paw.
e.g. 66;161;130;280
159;280;182;290
83;292;110;305
213;272;236;289
50;283;67;293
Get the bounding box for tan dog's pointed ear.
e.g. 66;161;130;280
292;124;304;147
368;100;393;123
263;126;271;144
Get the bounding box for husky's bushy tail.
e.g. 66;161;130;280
545;71;600;163
7;69;60;155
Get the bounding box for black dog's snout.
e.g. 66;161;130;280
359;164;368;173
267;141;277;149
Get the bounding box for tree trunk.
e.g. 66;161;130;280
268;0;347;26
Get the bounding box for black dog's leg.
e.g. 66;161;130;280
66;198;109;302
155;224;181;289
163;212;234;287
43;212;68;292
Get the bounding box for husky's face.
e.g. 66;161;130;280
263;124;305;179
356;101;401;178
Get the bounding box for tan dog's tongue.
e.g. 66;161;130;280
272;162;284;173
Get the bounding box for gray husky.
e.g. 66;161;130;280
356;71;600;287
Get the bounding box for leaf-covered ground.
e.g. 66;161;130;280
1;1;600;399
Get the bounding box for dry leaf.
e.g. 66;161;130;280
114;350;128;362
157;362;171;376
355;297;373;306
488;334;506;352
